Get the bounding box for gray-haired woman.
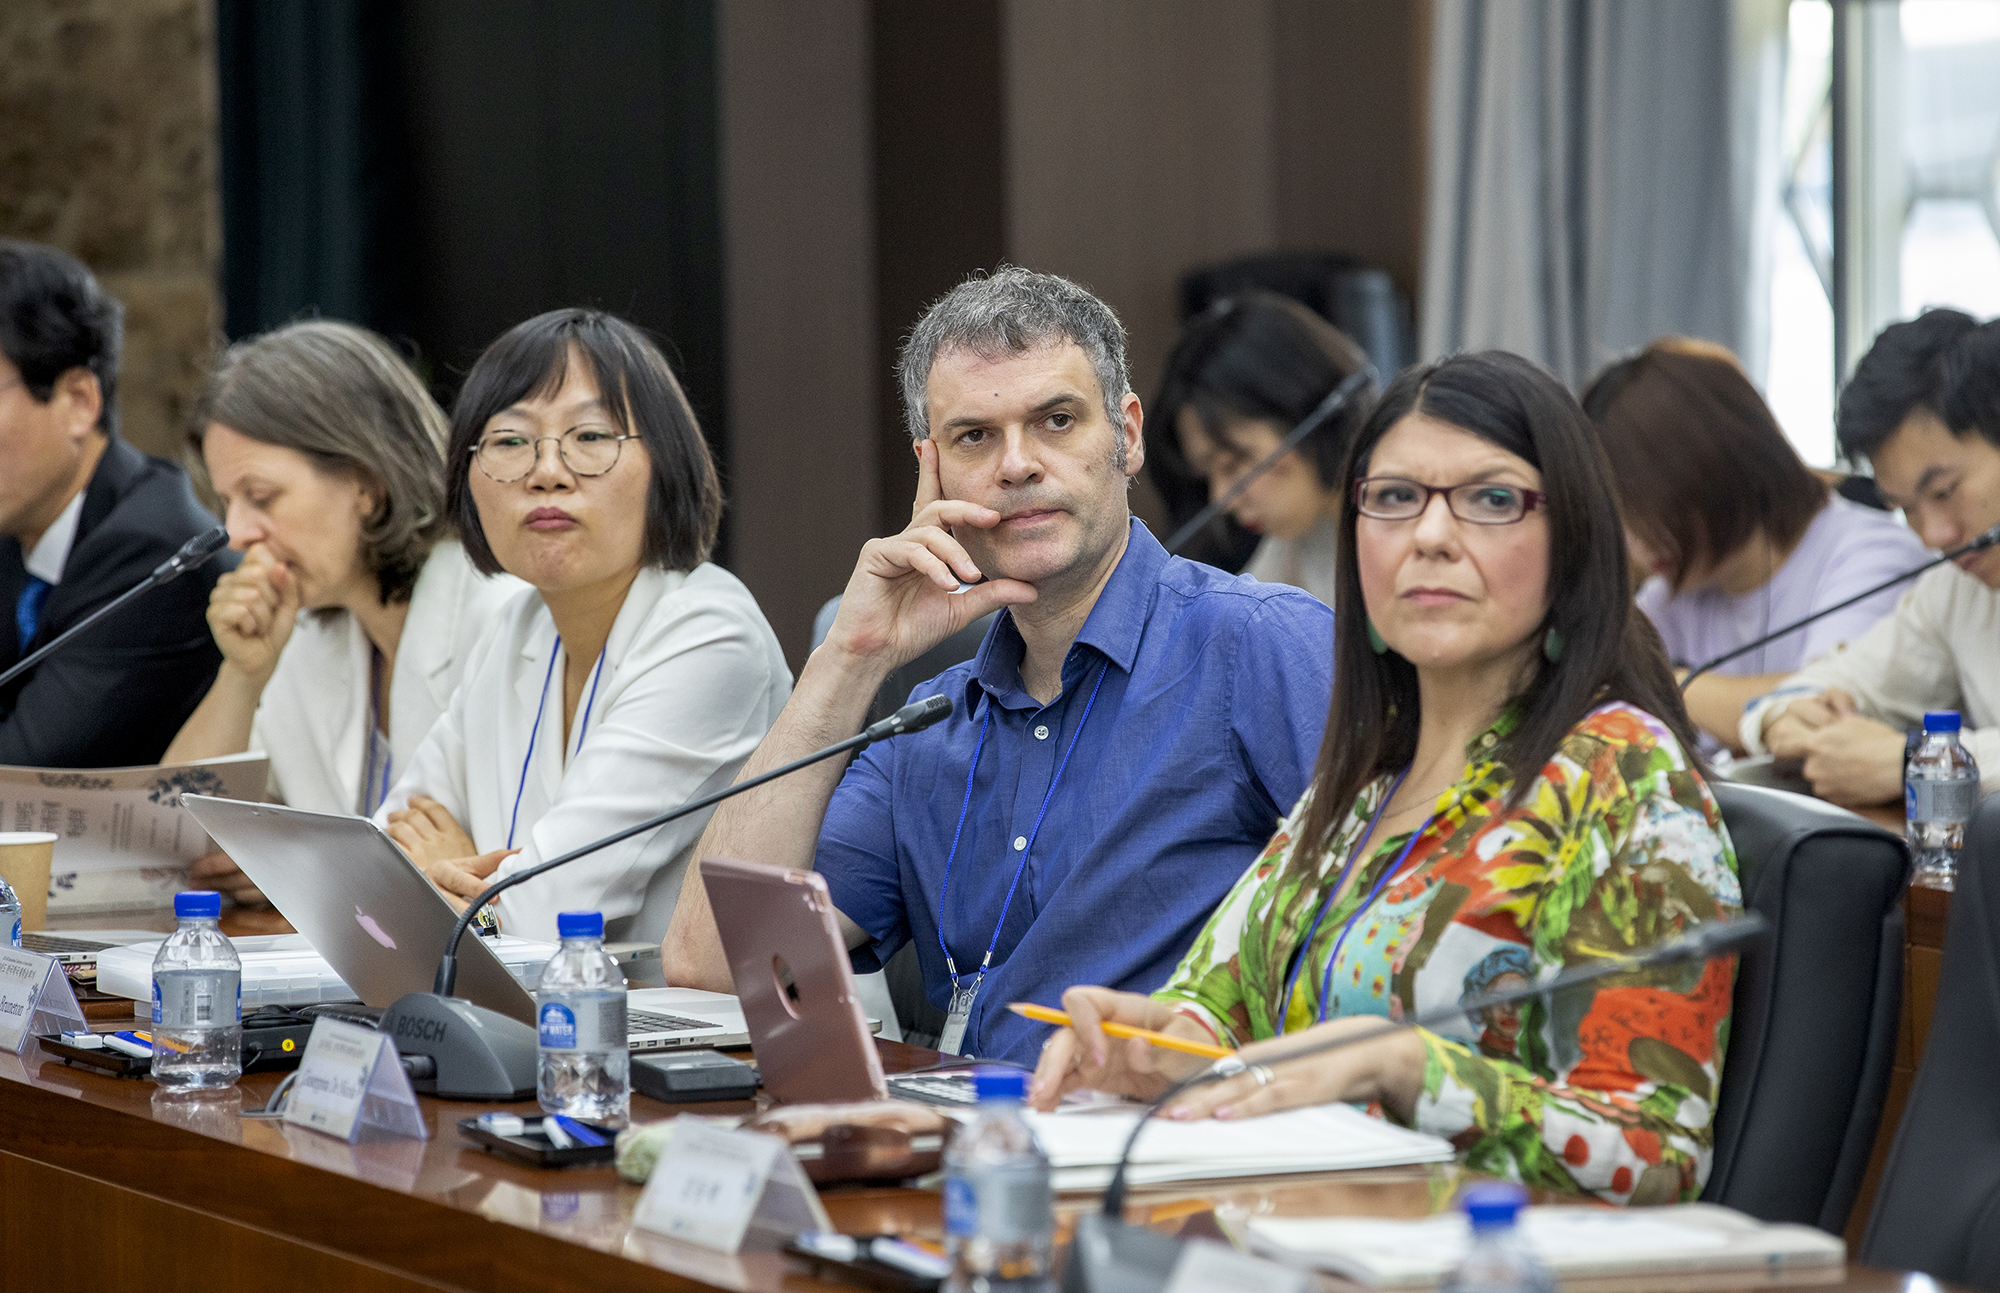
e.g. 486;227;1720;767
163;320;522;904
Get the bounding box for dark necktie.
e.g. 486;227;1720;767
15;575;51;656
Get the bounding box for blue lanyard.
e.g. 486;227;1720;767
506;637;607;850
935;659;1110;991
364;649;393;817
1280;766;1441;1031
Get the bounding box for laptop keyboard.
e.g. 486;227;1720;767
887;1073;980;1106
21;934;115;955
630;1010;720;1035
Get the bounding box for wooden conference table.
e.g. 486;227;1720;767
0;1024;1966;1293
7;796;1951;1293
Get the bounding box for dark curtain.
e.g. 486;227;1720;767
215;0;728;539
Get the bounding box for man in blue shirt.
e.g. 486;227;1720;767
665;267;1333;1063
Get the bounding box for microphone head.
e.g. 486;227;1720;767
891;693;952;735
176;526;231;568
1974;523;2000;553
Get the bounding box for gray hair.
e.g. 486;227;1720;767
188;320;450;605
898;266;1133;461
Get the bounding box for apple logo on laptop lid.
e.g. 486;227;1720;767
355;907;397;949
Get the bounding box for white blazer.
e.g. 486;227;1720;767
249;540;522;815
378;563;791;943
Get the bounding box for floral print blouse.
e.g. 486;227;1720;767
1156;701;1742;1204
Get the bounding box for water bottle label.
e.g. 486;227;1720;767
942;1164;1052;1242
537;996;623;1051
944;1176;978;1236
1908;778;1979;824
7;918;17;949
539;1002;576;1049
152;971;241;1028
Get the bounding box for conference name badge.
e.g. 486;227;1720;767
632;1115;831;1253
283;1016;429;1143
0;947;88;1055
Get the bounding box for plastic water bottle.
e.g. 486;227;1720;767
1908;709;1981;891
151;890;242;1090
1441;1183;1555;1293
536;910;628;1127
943;1068;1054;1292
0;872;19;948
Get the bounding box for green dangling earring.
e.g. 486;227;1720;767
1543;625;1565;663
1367;620;1389;655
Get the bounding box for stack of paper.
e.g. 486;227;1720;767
95;933;557;1010
1023;1103;1456;1191
1244;1203;1845;1287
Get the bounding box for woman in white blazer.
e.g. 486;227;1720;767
165;322;522;903
376;309;789;944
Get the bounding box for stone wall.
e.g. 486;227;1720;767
0;0;220;463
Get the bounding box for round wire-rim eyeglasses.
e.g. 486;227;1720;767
470;427;640;483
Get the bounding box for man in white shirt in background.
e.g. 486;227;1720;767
1741;308;2000;804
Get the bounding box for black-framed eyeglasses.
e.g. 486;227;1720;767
470;425;639;483
1353;476;1546;525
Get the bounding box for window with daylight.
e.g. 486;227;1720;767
1765;0;2000;466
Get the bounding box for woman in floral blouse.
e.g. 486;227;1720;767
1030;351;1742;1206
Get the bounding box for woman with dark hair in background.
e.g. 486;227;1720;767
165;321;524;906
375;309;789;943
1582;338;1926;752
1034;352;1741;1206
1149;291;1372;604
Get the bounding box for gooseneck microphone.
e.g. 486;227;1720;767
0;525;230;690
1163;367;1376;557
431;692;952;997
376;695;956;1099
1064;913;1769;1293
1678;522;2000;692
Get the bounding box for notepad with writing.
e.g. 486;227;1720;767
1022;1102;1456;1191
1244;1203;1845;1288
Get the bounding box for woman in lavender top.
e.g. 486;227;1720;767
1584;338;1929;753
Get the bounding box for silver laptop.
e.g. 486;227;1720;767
180;796;747;1051
21;930;159;966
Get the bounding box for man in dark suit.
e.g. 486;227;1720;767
0;240;229;768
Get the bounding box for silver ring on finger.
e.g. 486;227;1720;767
1250;1064;1276;1087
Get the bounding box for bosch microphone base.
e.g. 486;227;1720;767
380;992;537;1101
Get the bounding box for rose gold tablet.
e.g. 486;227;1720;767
701;857;888;1104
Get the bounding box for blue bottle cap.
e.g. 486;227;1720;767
1924;711;1963;733
1460;1182;1528;1228
972;1066;1029;1101
174;890;222;920
556;911;604;939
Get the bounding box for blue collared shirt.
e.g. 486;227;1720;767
816;520;1334;1062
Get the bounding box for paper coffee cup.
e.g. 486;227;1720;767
0;832;56;936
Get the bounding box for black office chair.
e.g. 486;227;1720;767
1860;794;2000;1290
1701;782;1908;1233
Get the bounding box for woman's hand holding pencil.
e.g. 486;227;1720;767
1022;987;1229;1112
1009;1002;1232;1059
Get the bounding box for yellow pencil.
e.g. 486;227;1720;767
1007;1002;1233;1060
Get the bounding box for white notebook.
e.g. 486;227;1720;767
1023;1102;1456;1191
1244;1202;1845;1288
